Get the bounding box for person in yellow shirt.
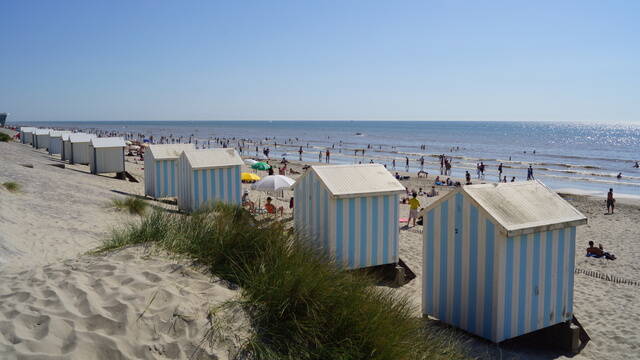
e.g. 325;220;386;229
408;192;420;227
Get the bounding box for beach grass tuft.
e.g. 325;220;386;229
3;181;20;192
110;197;149;216
0;132;11;142
97;203;467;360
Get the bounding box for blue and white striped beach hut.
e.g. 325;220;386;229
177;148;243;212
20;127;36;145
293;164;405;269
144;144;195;198
421;180;587;343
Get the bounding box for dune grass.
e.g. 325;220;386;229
0;132;11;142
97;203;467;360
110;197;148;215
3;181;20;192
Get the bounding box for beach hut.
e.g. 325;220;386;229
89;137;126;174
292;164;405;269
20;127;36;145
48;131;71;155
61;133;74;162
144;143;195;198
33;129;52;150
69;133;95;165
421;180;587;343
177;148;243;212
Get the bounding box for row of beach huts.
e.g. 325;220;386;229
18;126;587;344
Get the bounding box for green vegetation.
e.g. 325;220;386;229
0;132;11;142
110;197;149;215
97;203;467;360
2;181;20;192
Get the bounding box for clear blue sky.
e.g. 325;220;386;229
1;0;638;122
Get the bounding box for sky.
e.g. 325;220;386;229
1;0;638;123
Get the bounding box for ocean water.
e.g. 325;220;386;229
17;121;640;197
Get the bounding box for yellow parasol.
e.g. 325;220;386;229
241;172;261;182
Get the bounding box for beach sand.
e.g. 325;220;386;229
1;134;639;359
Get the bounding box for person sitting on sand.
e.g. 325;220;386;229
446;178;453;186
427;186;438;197
242;192;255;212
407;192;420;227
607;188;615;214
586;241;616;260
434;176;442;185
265;197;284;216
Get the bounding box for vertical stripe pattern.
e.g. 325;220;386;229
293;170;399;269
422;190;577;343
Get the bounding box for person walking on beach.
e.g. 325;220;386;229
298;146;303;161
498;163;503;180
326;149;330;163
408;192;420;227
527;165;534;180
480;162;485;179
319;151;322;162
392;159;396;169
607;188;615;214
420;156;425;170
465;171;471;185
405;156;410;171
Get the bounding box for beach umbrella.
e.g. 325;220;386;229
251;162;271;171
244;159;258;165
251;175;295;192
241;172;261;182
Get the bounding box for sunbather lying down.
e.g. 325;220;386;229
586;241;616;260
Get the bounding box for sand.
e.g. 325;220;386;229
1;133;639;359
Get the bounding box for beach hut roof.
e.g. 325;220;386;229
182;148;243;169
148;144;196;160
49;130;71;138
306;164;405;199
34;128;52;135
90;137;126;148
423;180;587;236
69;133;95;143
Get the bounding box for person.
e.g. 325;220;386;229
498;163;503;179
268;165;274;176
405;156;409;171
446;177;453;186
502;176;507;183
265;197;284;216
298;146;303;161
417;170;428;178
408;192;420;227
427;186;438;197
527;165;534;180
634;161;639;168
289;196;294;210
465;171;471;185
617;172;622;179
607;188;615;214
325;149;330;163
511;176;516;182
392;158;396;169
319;151;322;162
395;172;400;180
586;241;616;260
434;176;442;185
242;192;255;212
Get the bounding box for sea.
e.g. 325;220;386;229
15;121;640;198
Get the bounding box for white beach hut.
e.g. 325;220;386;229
89;137;126;174
33;128;52;150
20;127;36;145
421;180;587;343
177;148;243;212
69;133;95;165
61;133;74;162
144;143;195;198
48;131;71;155
292;164;405;269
